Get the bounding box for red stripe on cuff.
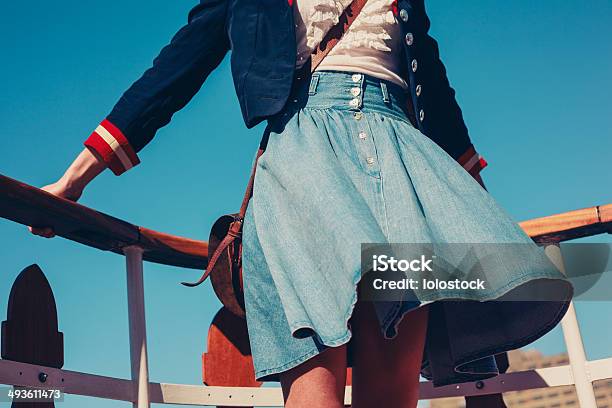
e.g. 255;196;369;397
457;146;477;167
83;119;140;176
465;156;487;178
84;131;129;175
100;119;140;167
457;146;487;176
479;156;488;170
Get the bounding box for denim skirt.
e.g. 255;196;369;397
241;71;572;384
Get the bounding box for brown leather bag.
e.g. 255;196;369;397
182;0;369;318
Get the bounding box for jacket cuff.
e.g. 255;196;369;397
84;119;140;176
457;145;487;177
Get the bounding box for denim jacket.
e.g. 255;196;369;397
84;0;486;178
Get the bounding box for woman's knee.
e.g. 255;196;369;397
351;304;428;407
279;344;348;408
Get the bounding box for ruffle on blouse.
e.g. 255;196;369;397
305;0;397;52
305;0;354;50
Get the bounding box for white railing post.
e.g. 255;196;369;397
545;244;598;408
124;245;150;408
561;302;598;408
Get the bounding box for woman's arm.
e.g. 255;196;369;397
29;0;230;236
86;0;230;175
29;147;106;237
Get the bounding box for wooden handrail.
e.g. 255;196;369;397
0;173;610;269
0;174;207;269
520;204;612;243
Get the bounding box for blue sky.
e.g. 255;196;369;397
1;1;611;406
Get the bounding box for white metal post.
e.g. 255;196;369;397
561;302;598;408
124;245;150;408
545;244;597;408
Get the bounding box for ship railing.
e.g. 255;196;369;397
0;173;611;407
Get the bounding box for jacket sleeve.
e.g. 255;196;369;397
84;0;230;175
414;0;487;177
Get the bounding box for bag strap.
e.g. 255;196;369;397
310;0;368;72
238;148;265;220
183;1;367;287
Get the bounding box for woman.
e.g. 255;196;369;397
30;1;572;407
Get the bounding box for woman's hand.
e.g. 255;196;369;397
42;179;83;202
28;180;83;238
28;147;107;238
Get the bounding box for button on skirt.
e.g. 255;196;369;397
241;71;572;384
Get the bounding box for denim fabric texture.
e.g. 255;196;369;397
241;71;572;383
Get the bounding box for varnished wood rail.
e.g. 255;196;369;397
0;174;208;269
0;173;610;271
520;203;612;243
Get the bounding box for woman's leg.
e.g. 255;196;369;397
351;301;429;408
279;344;348;408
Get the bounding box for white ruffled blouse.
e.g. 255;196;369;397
294;0;407;88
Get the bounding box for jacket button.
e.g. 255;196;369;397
399;9;409;22
352;73;362;82
350;87;361;96
419;109;425;122
354;111;363;120
405;32;414;46
349;98;360;107
416;84;422;96
359;131;367;140
366;157;375;165
411;59;418;72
